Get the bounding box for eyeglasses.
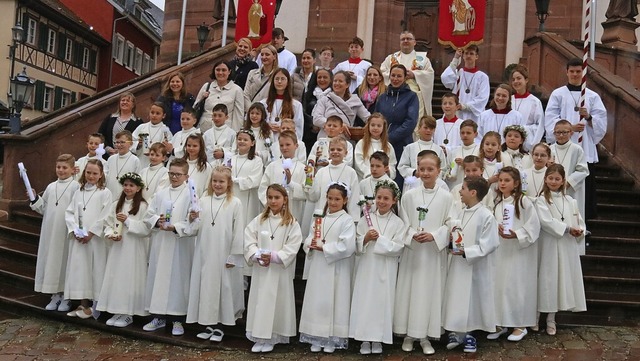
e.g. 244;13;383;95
553;131;570;135
168;172;186;178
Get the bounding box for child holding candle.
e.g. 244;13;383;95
535;164;586;335
106;130;141;198
31;154;80;312
143;158;199;336
308;115;354;169
443;176;499;353
98;172;151;328
358;152;397;214
132;102;172;168
488;166;540;342
244;184;303;353
64;159;112;319
395;150;454;355
187;166;245;341
445;119;479;189
300;182;356;353
349;181;406;355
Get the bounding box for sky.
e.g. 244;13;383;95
149;0;164;10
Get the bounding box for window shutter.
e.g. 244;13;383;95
73;42;82;67
38;24;48;51
34;81;45;111
71;92;77;103
89;49;97;73
54;86;63;110
57;33;66;59
22;13;29;32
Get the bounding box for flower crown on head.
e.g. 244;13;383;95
375;180;401;200
237;128;255;140
503;124;527;139
327;181;351;198
118;172;145;188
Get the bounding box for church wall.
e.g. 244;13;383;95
274;0;310;54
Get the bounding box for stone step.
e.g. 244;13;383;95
583;269;640;295
596;189;640;205
587;235;640;253
592;163;622;177
0;220;41;244
586;291;640;307
595;203;640;221
11;208;43;228
0;238;38;262
594;175;635;190
581;252;640;274
586;219;640;238
556;303;639;326
0;253;35;289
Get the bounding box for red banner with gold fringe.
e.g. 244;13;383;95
438;0;486;49
235;0;277;48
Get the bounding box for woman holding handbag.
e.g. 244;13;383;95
194;60;245;133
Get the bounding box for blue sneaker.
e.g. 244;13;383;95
464;335;477;353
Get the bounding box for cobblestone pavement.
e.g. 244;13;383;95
0;316;638;360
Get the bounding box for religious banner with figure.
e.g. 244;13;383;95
236;0;277;48
438;0;486;49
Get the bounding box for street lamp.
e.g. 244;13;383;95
196;22;210;52
9;67;35;134
535;0;551;32
9;22;25;88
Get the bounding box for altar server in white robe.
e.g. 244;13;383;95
488;166;540;342
98;172;151;327
31;154;80;312
187;167;245;341
510;65;545;151
477;84;524;141
535;164;586;336
349;181;406;355
443;176;499;353
441;46;490;122
299;182;356;353
64;160;112;319
143;159;199;336
394;150;453;355
244;184;303;353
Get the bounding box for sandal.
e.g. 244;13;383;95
546;321;557;336
210;328;224;342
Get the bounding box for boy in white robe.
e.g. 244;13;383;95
445;120;480;189
131;104;172;169
443;176;499;353
398;116;447;193
74;133;108;181
203;104;236;165
31;154;80;312
167;109;201;160
440;46;490;122
106;131;141;198
544;57;607;220
139;143;170;202
143;159;199;336
549;120;589;253
358;152;397;214
394;150;453;355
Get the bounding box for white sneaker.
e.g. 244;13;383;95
251;342;263;353
172;321;184;336
420;338;435;355
371;342;383;354
45;294;62;311
261;343;274;353
360;342;371;355
106;314;120;326
114;315;133;328
310;344;322;353
323;343;335;353
143;318;166;331
57;299;71;312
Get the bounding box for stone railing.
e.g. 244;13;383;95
0;44;236;216
524;32;640;183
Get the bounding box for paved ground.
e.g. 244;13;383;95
0;314;638;360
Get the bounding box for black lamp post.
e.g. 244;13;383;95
196;22;210;52
9;22;25;79
9;67;35;134
535;0;551;32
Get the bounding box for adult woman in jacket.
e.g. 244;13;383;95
156;72;195;134
312;70;370;138
228;37;258;89
244;45;279;111
97;92;143;159
301;68;332;153
374;64;419;166
292;49;317;102
194;60;245;132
